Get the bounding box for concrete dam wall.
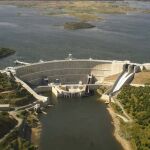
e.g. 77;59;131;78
15;59;130;85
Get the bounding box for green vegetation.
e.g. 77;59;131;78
4;137;36;150
0;127;36;150
111;102;123;115
117;85;150;150
0;112;17;139
0;110;38;150
0;73;35;106
64;22;95;30
0;73;17;92
0;72;38;149
27;114;39;128
0;48;15;58
0;128;18;149
97;86;108;97
0;88;35;107
17;110;39;128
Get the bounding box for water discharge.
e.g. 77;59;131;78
112;72;132;93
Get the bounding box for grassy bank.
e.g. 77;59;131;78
107;106;132;150
0;112;17;139
97;86;132;150
0;72;38;149
0;126;36;150
97;85;150;150
0;73;35;107
0;110;40;150
0;73;17;92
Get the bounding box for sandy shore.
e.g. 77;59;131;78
107;105;132;150
31;123;42;147
97;91;132;150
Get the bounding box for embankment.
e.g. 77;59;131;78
107;106;132;150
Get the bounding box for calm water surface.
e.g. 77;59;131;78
39;96;122;150
0;4;150;68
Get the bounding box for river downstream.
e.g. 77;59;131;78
39;96;122;150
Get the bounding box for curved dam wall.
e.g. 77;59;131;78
15;59;130;85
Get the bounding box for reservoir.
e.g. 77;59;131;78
0;3;150;69
39;96;122;150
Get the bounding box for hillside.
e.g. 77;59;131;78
117;85;150;150
0;73;35;107
0;112;17;139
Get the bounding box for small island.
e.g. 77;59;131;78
0;48;15;59
64;22;95;30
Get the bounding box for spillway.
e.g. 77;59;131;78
107;64;140;96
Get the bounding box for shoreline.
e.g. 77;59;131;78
32;100;132;150
98;92;132;150
107;105;132;150
31;117;42;148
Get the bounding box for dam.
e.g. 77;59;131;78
5;55;144;104
14;58;128;85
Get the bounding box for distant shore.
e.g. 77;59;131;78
0;1;144;22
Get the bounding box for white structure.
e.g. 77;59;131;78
12;58;133;99
3;57;146;100
51;84;86;98
15;59;131;85
0;104;10;111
